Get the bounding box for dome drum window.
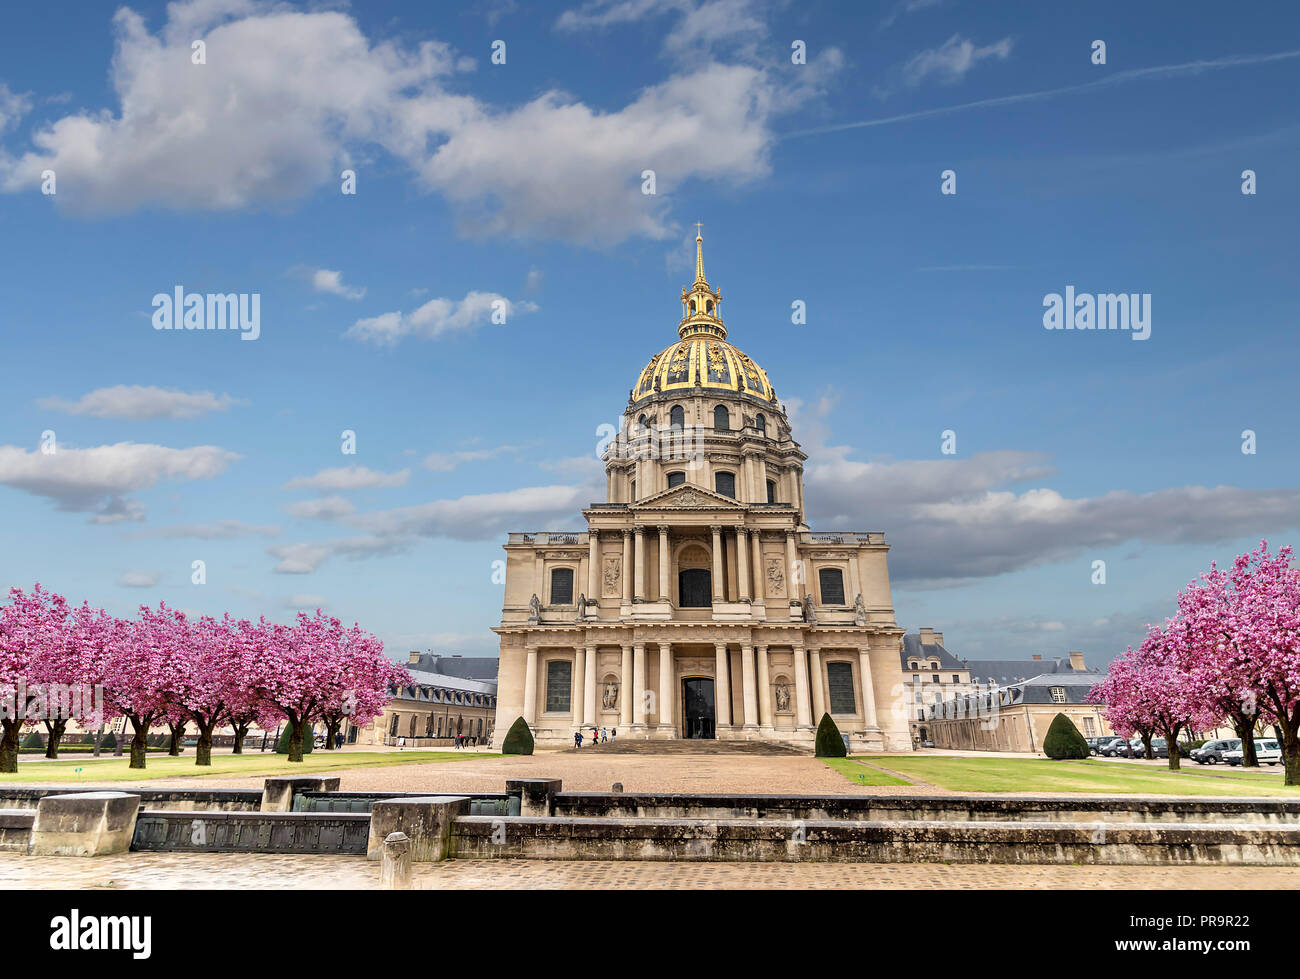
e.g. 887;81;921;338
550;567;574;605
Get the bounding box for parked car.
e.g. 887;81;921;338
1094;736;1127;756
313;733;326;749
1191;738;1241;765
1100;737;1134;757
1224;738;1282;766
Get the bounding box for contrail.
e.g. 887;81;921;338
781;48;1300;140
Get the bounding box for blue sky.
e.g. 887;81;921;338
1;0;1298;666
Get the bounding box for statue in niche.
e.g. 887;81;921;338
602;681;619;711
528;593;541;623
575;593;588;620
774;682;792;713
853;593;868;626
802;594;817;624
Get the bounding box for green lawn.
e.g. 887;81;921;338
0;750;493;783
821;757;910;787
854;755;1300;797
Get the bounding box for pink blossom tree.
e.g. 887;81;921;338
246;612;338;762
100;603;188;769
1089;651;1156;758
0;585;69;773
315;624;408;750
173;614;259;766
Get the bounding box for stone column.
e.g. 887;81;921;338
710;525;725;603
809;648;826;723
658;525;670;601
751;531;765;603
572;646;585;728
621;530;633;604
740;644;758;729
658;642;674;734
632;643;647;728
714;643;732;729
785;531;800;605
620;644;633;729
793;646;812;729
736;528;750;601
523;646;538;725
756;644;773;729
634;527;646;601
587;530;600;604
859;646;879;729
584;644;598;726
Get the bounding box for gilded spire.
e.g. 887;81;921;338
679;223;725;340
694;222;706;284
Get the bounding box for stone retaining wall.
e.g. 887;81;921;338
133;810;371;854
0;785;263;812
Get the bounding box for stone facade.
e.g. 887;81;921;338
492;234;911;751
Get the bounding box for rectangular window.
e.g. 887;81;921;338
714;471;736;498
826;662;857;714
1083;717;1095;735
545;660;572;713
667;471;685;488
818;568;845;605
550;568;574;605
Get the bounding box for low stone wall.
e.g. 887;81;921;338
0;785;263;812
452;815;1300;865
0;810;36;852
553;792;1300;825
133;810;371;854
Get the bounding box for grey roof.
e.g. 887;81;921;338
899;633;966;672
403;665;498;695
1012;671;1107;706
407;652;500;681
961;657;1099;687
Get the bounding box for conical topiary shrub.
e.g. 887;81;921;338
501;716;534;755
100;731;116;750
814;713;846;757
1043;713;1090;759
21;730;43;749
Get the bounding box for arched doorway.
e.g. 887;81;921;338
681;677;716;739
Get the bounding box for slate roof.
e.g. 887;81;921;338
898;633;966;672
407;652;500;681
962;657;1100;687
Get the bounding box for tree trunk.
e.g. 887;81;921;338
1140;733;1153;760
0;721;19;774
129;719;148;769
324;717;341;750
1232;716;1259;767
288;719;306;763
168;721;186;755
42;718;67;759
1283;736;1300;787
232;722;249;754
1162;725;1182;771
195;721;216;766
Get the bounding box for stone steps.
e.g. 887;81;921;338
566;738;806;756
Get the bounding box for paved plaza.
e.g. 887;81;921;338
4;851;1299;890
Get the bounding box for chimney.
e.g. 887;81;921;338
933;632;944;647
1031;654;1042;661
1068;650;1086;671
408;651;420;664
919;627;936;645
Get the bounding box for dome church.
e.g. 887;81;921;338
492;233;910;750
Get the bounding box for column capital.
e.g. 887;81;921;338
588;528;599;540
741;643;754;653
657;524;670;535
634;525;645;537
714;642;728;654
755;642;768;653
622;527;633;539
709;524;723;534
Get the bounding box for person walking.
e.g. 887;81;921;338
574;730;583;748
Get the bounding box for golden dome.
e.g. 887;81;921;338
631;229;777;404
632;336;776;402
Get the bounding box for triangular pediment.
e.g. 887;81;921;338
632;484;746;510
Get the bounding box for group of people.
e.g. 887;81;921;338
573;726;616;747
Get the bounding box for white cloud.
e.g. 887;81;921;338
38;385;240;420
902;34;1014;87
283;593;327;610
346;292;536;346
268;535;411;574
0;83;31;132
423;444;521;472
309;268;365;300
284;496;356;520
282;466;409;491
129;520;279;539
351;484;594;541
118;569;160;587
0;0;838;245
0;441;239;522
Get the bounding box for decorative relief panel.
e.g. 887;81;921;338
766;558;786;596
602;556;622;598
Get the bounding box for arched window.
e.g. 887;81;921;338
670;405;685;428
706;300;714;313
756;413;766;435
713;405;730;430
690;299;697;313
389;714;399;737
766;479;776;504
667;471;685;488
637;414;647;431
545;660;572;713
714;471;736;498
550;568;574;605
818;567;846;605
678;568;712;607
